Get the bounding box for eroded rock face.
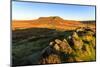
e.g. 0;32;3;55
59;39;73;54
39;28;96;64
39;54;61;64
91;37;96;48
55;39;62;45
39;38;73;64
71;32;83;50
50;39;73;54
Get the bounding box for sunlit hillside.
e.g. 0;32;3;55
12;16;95;31
12;16;96;66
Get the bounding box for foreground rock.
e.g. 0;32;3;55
12;27;96;66
39;27;96;64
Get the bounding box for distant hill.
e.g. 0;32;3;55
12;16;95;30
80;21;96;24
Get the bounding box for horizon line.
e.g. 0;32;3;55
12;16;95;21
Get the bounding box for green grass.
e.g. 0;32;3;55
12;28;96;66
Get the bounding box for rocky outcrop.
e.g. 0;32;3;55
71;32;83;50
12;27;96;66
39;27;96;64
39;54;61;64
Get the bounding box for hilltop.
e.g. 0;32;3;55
12;16;96;66
12;16;92;30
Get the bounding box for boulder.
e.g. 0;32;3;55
59;39;73;54
39;54;61;64
55;39;62;44
71;32;83;50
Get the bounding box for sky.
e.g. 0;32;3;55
12;1;96;21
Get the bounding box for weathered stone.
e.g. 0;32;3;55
91;37;96;48
49;42;54;46
72;32;83;50
59;39;73;54
67;57;74;62
55;39;62;44
38;28;96;64
76;27;85;32
54;44;60;51
39;54;61;64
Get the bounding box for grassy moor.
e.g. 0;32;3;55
12;0;96;66
12;16;96;66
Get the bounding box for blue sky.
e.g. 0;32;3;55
12;1;96;21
